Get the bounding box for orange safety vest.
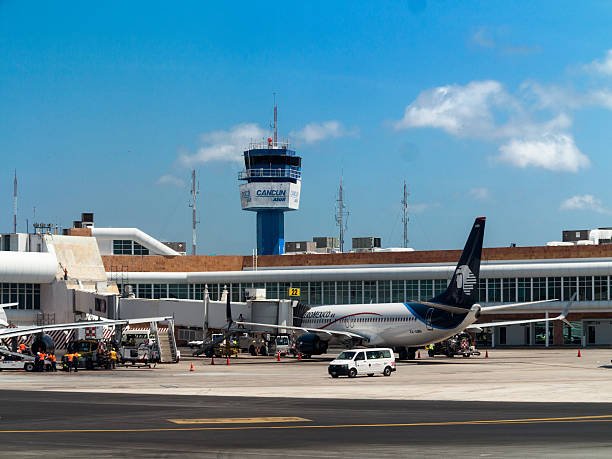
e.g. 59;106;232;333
66;354;74;362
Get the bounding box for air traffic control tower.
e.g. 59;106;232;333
239;107;302;255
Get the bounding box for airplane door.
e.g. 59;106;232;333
426;308;434;331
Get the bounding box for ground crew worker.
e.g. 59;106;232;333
64;352;74;372
18;343;26;353
109;349;117;369
50;353;57;372
73;352;80;372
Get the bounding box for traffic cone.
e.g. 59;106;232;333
417;350;421;359
485;350;489;359
189;363;194;372
276;351;281;362
297;353;302;361
226;356;230;366
577;349;582;357
210;356;215;365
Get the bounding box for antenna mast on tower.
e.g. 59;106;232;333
190;170;199;255
13;170;17;233
273;93;278;146
402;181;409;248
335;176;349;252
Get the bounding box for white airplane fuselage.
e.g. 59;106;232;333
301;302;479;347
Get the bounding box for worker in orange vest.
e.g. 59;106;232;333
18;343;26;353
73;352;80;373
49;354;57;372
64;353;74;372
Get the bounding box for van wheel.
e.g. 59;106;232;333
24;362;34;372
348;368;357;378
383;366;392;377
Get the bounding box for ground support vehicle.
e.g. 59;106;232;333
64;340;113;370
328;348;396;378
0;348;36;372
119;329;161;366
427;332;481;358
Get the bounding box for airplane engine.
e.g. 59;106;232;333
30;333;56;354
296;333;328;356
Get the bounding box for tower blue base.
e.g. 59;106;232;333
256;211;285;255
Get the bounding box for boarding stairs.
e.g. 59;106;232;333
156;321;178;363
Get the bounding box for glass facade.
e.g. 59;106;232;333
112;240;150;256
125;275;612;305
0;283;40;310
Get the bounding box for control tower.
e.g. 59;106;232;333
239;106;302;255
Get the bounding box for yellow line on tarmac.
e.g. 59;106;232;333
168;417;310;424
0;414;610;434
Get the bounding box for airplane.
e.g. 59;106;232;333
0;302;172;355
235;217;571;360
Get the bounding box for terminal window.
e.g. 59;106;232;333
0;283;40;310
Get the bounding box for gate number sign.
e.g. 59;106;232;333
288;288;301;297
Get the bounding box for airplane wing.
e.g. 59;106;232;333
235;321;367;340
480;299;560;312
467;301;571;331
0;319;129;340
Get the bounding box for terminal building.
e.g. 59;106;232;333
2;216;612;348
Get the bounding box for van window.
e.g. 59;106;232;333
354;352;365;361
366;350;381;359
381;350;391;358
337;351;356;360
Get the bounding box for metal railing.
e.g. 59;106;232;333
248;141;291;150
238;168;302;180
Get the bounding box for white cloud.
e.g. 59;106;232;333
560;194;610;214
468;187;490;201
522;81;612;111
584;49;612;76
471;27;495;49
498;134;590;173
393;80;511;138
394;74;612;173
177;120;353;168
291;120;354;144
156;174;185;187
179;123;267;167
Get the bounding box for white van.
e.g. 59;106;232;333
328;348;396;378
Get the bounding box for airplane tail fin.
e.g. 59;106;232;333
430;217;486;309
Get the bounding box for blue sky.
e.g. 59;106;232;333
2;1;612;254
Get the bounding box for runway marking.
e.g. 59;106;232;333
0;414;610;434
168;417;310;424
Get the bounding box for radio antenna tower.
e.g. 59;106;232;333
13;170;17;233
402;181;409;248
335;176;349;252
189;170;199;255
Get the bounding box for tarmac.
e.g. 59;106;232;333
1;348;611;403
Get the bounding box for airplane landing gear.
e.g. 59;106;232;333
395;347;417;360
